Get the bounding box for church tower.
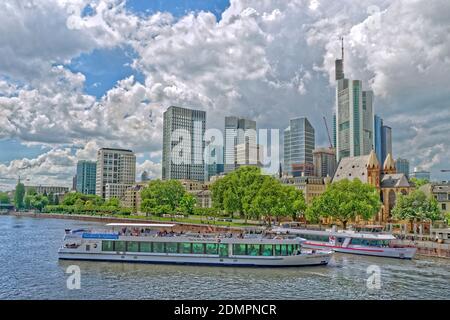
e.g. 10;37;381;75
367;149;380;188
383;153;396;175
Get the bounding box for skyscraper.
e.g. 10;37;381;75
374;115;383;163
313;148;337;178
381;125;392;163
284;117;315;177
76;160;97;195
224;116;257;173
205;142;224;181
335;42;374;161
95;148;136;199
162;106;206;181
395;158;410;178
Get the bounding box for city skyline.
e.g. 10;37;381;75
1;0;450;191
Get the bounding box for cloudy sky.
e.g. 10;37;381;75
0;0;449;190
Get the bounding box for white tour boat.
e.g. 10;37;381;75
58;223;333;267
272;224;416;259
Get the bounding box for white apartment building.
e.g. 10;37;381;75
95;148;136;199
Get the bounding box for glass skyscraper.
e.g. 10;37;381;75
334;46;374;162
76;160;97;195
162;106;206;182
396;158;410;178
283;117;315;177
224;116;256;173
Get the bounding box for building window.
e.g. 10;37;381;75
443;203;447;211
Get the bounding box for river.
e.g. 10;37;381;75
0;215;449;300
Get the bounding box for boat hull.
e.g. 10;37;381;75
302;242;416;259
58;250;332;267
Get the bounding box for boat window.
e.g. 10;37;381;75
287;245;294;255
166;242;178;254
219;244;228;257
102;241;114;251
114;241;126;252
274;245;282;256
127;242;139;252
153;242;165;253
192;243;205;254
205;243;218;255
233;244;246;255
140;242;152;253
262;245;273;256
180;243;192;254
247;244;261;256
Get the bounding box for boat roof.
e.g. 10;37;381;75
272;227;396;240
106;223;176;228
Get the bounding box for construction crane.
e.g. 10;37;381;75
323;116;334;149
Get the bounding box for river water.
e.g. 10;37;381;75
0;215;449;300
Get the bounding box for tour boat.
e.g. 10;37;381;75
58;223;333;267
271;224;416;259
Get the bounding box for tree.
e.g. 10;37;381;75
306;179;381;229
14;182;25;209
140;179;188;216
410;177;429;188
0;192;10;204
178;193;196;216
392;190;442;230
210;166;307;223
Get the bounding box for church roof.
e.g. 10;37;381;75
380;174;411;188
333;155;371;183
367;149;379;168
383;153;396;171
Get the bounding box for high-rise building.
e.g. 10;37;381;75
335;42;374;161
236;142;264;168
410;167;431;181
381;125;392;163
141;171;150;182
224;116;257;173
395;158;410;178
374;115;383;163
313;148;337;178
76;160;97;195
205;142;224;181
373;115;393;163
162;106;206;181
284;117;315;177
95;148;136;199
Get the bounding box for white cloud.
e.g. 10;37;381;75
1;0;450;190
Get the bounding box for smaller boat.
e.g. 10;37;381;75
58;223;333;267
272;224;416;259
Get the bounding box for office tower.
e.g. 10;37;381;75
72;175;77;191
374;115;383;163
410;167;431;181
395;158;410;178
162;106;206;181
381;125;392;163
141;171;150;182
236;142;263;168
284;117;315;177
95;148;136;199
313;148;337;178
76;160;97;195
224;116;257;173
205;142;224;181
335;42;374;161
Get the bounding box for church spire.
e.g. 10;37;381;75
367;149;379;169
383;153;396;174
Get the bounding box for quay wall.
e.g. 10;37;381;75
8;212;245;234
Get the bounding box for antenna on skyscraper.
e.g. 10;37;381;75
341;36;344;63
